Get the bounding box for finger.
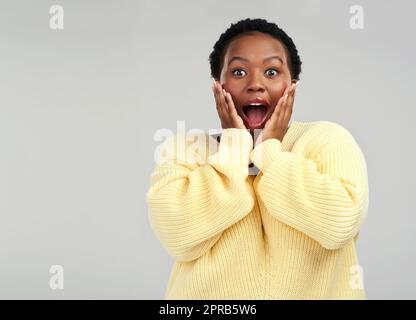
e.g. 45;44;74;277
278;83;295;122
289;81;298;97
283;86;295;122
287;81;298;109
214;80;228;114
224;90;237;118
271;86;290;122
213;80;228;118
224;90;246;129
213;80;225;119
218;85;229;113
283;82;298;124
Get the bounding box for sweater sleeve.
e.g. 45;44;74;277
250;136;369;250
146;128;255;262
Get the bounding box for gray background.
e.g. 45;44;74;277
0;0;414;299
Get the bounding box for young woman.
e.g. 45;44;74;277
146;18;369;299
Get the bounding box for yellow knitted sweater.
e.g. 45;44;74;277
146;120;369;299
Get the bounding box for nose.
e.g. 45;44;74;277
246;74;265;93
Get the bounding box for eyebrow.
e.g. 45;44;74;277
227;55;284;65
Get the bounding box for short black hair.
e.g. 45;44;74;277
208;18;302;81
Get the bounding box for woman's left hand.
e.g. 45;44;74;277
255;81;299;146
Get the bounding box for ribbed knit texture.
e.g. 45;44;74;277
146;120;369;299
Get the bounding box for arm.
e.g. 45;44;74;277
146;128;255;262
250;137;369;250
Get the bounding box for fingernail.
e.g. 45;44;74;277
295;81;300;88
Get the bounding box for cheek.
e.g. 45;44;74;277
276;82;289;95
271;82;290;102
222;84;233;94
223;85;239;102
269;89;283;107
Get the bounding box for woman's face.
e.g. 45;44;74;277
219;32;294;130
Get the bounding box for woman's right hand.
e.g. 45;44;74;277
212;78;246;130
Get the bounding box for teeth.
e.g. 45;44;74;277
246;103;266;108
243;104;266;115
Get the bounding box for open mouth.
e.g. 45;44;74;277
242;104;268;128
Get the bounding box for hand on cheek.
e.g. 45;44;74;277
255;81;299;146
212;78;246;130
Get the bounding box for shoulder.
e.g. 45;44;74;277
306;120;356;145
290;120;360;157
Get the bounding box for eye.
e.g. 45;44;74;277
266;68;279;77
231;68;279;78
232;68;246;77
